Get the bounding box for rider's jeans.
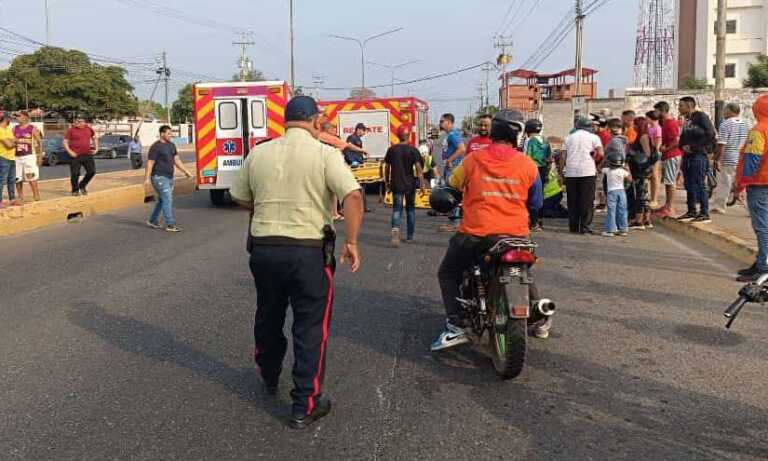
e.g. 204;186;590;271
747;185;768;272
391;190;416;239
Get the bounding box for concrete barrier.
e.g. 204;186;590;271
0;177;195;238
656;216;757;266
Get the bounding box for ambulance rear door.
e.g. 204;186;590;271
214;98;246;189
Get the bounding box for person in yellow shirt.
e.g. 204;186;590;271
0;112;18;206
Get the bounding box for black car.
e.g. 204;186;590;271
43;136;71;166
96;134;132;159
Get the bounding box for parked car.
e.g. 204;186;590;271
42;136;71;166
96;134;132;159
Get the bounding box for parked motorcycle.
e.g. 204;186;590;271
431;187;555;379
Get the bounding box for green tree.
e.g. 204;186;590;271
170;83;194;124
682;76;711;90
744;55;768;88
476;105;499;118
0;46;137;119
138;99;167;120
231;69;266;82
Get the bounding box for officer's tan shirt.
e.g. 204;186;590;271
230;128;360;240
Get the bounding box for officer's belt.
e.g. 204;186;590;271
249;236;323;248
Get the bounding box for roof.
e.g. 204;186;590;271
194;80;286;89
506;68;598;80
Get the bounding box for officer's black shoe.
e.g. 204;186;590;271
289;398;332;430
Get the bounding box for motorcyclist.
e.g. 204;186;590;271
431;110;544;351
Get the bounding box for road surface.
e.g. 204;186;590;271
1;193;767;460
38;150;197;181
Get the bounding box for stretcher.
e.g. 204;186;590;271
383;189;432;209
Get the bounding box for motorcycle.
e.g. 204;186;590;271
723;273;768;329
434;188;555;379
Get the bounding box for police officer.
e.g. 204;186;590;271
230;95;364;430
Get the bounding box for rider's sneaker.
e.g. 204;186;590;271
533;317;552;339
430;320;470;351
737;272;768;283
738;264;759;277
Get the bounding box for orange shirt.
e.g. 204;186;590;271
453;144;538;237
625;126;638;144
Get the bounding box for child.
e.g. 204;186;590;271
602;151;631;237
524;118;552;231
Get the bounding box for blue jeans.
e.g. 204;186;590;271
683;155;709;215
747;186;768;272
150;175;175;227
392;190;416;239
604;189;628;233
0;157;15;201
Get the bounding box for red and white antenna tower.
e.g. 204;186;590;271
633;0;675;89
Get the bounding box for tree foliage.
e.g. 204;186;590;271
681;76;711;90
171;83;194;124
0;46;137;119
744;55;768;88
138;99;167;120
231;69;266;82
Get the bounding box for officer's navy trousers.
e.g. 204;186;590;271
249;244;334;416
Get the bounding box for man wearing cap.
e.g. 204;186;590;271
230;95;364;430
562;116;604;234
343;122;372;212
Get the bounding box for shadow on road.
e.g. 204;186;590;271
66;302;288;424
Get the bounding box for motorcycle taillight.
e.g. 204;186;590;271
500;249;536;264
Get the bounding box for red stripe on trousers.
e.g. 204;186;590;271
306;266;334;415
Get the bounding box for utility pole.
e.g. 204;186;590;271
573;0;586;117
289;0;296;91
494;35;513;109
44;0;51;44
481;62;492;109
714;0;727;127
158;52;171;123
233;32;255;82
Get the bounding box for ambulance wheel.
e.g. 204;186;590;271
210;189;230;206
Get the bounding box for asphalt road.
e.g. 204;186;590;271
1;193;767;461
38;150;197;181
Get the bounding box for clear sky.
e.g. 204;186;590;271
0;0;638;121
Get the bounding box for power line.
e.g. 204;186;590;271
494;0;521;36
314;62;488;91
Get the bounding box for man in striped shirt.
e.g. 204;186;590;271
712;103;749;214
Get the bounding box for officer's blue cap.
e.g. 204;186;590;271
285;95;320;122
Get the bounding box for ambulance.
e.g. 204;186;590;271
318;97;429;186
193;80;291;205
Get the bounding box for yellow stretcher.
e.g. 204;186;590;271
350;161;383;184
384;189;432;209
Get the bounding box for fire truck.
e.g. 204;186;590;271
193;80;291;205
319;97;431;207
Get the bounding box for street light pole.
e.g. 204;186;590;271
44;0;50;45
329;27;404;91
367;60;421;97
289;0;296;92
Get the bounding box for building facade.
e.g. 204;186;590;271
500;68;598;114
675;0;768;89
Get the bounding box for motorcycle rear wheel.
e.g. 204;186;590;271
489;281;528;379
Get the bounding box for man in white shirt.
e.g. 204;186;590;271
562;116;604;234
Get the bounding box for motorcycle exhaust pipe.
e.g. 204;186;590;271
534;299;556;317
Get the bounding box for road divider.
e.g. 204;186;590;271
0;172;195;238
655;216;756;266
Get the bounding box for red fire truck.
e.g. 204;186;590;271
193;81;291;205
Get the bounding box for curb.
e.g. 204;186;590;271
655;216;757;266
0;178;195;238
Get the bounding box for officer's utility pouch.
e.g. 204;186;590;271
322;225;337;273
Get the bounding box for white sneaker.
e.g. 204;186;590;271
430;321;470;351
601;231;615;237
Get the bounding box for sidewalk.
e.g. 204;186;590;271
0;162;195;237
655;188;757;265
